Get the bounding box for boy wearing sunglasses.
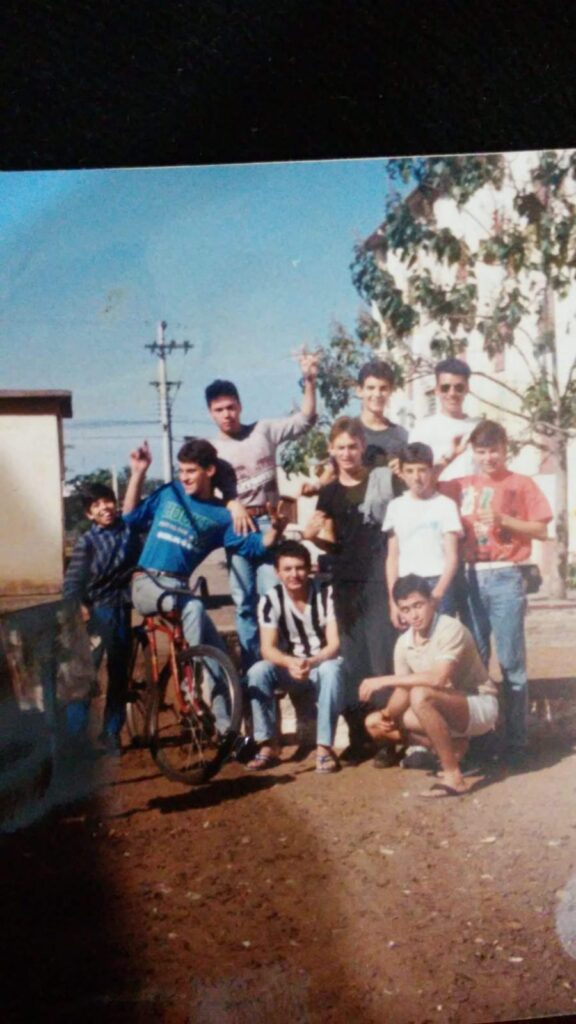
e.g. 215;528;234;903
409;357;478;481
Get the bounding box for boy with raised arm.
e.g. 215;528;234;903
123;439;286;653
205;351;318;671
63;442;152;753
246;540;344;774
360;575;499;797
441;420;553;764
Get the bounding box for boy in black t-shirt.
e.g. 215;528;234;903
303;416;400;760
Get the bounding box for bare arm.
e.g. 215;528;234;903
122;441;152;514
484;510;549;541
260;626;311;680
430;532;460;602
385;533;403;630
359;659;454;702
299;461;335;497
307;617;340;667
298;351;318;421
302;509;337;553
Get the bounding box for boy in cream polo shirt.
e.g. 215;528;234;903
360;574;499;796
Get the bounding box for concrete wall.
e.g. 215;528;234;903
0;414;65;605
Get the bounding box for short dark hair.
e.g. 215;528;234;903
358;360;395;387
470;419;507;449
273;540;312;570
434;357;471;380
205;380;240;406
392;574;432;604
399;442;433;467
328;416;366;444
81;483;116;513
177;437;218;468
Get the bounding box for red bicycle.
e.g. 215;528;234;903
125;572;251;785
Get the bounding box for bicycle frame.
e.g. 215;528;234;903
137;612;194;717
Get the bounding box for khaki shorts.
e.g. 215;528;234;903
452;694;499;738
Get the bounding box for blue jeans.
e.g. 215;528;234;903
246;658;344;747
131;573;231;733
462;565;527;750
227;515;277;672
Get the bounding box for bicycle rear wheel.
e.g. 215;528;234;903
125;627;152;746
149;644;242;786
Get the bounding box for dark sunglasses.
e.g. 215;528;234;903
439;382;466;393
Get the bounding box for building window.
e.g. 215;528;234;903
425;389;437;415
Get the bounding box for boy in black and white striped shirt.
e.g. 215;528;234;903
246;541;344;774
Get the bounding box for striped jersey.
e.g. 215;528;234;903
257;580;335;658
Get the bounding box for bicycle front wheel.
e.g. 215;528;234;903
125;627;152;746
149;644;242;786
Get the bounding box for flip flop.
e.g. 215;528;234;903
246;751;279;772
420;779;482;799
316;753;341;774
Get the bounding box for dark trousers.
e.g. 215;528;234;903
332;580;395;713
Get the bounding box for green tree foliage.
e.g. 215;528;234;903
281;151;576;592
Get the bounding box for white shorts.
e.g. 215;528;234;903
452;694;499;738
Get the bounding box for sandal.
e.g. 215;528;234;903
246;751;279;772
316;752;341;774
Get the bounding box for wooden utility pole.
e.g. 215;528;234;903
146;321;192;482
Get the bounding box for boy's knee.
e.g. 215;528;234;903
410;686;435;712
246;660;276;692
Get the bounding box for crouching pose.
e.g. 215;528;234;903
359;574;499;796
246;541;344;774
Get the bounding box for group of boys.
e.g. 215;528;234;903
64;352;553;794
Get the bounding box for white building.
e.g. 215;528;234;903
362;151;576;576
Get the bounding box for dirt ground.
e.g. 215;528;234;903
2;603;576;1024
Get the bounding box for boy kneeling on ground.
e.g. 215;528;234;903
246;540;344;774
359;574;499;796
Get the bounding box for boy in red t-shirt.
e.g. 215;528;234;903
442;420;552;764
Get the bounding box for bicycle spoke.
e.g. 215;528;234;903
149;645;241;786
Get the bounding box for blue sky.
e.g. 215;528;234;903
0;159;396;476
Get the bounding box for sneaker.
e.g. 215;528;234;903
400;745;438;771
372;746;403;769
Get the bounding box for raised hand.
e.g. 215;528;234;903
267;499;289;537
129;440;152;475
298;350;319;381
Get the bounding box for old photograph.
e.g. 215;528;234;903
1;151;576;1022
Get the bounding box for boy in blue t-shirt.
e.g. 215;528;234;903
124;438;286;653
